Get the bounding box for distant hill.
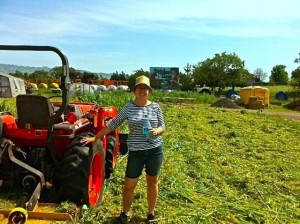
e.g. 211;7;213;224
0;63;51;74
97;72;112;79
0;64;111;79
77;69;111;79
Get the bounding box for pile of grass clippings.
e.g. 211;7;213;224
211;97;241;109
284;100;300;111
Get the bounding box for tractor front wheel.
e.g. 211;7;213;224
58;133;105;206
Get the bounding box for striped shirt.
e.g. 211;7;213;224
107;102;166;151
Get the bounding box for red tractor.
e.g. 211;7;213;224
0;45;127;223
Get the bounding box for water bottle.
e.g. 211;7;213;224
143;114;151;138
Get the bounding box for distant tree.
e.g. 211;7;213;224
179;63;194;91
291;57;300;98
24;72;29;80
99;75;109;80
81;72;98;83
239;68;255;87
193;52;250;91
50;66;79;79
178;63;191;91
111;71;129;81
253;68;268;82
121;71;129;80
294;52;300;65
9;70;24;79
29;70;51;79
49;66;63;78
69;69;81;80
291;70;300;99
178;71;194;91
118;72;126;81
184;63;192;76
110;71;119;80
269;65;289;84
194;56;228;91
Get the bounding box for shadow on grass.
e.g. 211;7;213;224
0;187;23;205
102;215;146;224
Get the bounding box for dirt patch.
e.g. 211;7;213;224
163;99;300;122
284;100;300;111
211;98;241;109
263;111;300;121
211;98;300;121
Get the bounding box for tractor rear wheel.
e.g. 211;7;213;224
105;135;117;179
58;133;105;206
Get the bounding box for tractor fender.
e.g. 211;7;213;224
0;117;3;143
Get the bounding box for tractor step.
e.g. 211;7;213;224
0;203;73;224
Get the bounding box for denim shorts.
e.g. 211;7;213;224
125;145;164;178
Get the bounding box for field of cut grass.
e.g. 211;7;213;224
80;103;299;224
1;90;300;223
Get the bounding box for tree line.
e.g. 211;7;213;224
7;51;300;93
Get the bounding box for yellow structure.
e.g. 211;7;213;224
28;83;38;90
38;83;48;89
50;83;59;89
239;86;270;107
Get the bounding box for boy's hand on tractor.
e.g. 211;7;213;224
80;137;96;146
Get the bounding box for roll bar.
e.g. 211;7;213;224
0;45;71;166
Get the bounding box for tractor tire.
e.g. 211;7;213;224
105;135;116;179
58;133;105;206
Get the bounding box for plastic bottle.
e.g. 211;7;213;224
143;114;151;138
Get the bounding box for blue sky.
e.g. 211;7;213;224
1;0;300;79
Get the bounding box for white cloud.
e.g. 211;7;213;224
1;0;299;73
76;0;300;38
1;0;299;44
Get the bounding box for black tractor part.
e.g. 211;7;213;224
56;133;105;206
105;135;117;179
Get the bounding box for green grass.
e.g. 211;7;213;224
88;105;299;224
151;90;216;104
0;90;300;223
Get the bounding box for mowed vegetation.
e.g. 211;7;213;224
86;95;300;223
0;90;300;223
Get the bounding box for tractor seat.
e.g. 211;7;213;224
16;94;54;130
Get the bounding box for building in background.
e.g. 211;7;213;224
0;73;26;98
149;67;181;90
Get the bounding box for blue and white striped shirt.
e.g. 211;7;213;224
107;102;166;151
